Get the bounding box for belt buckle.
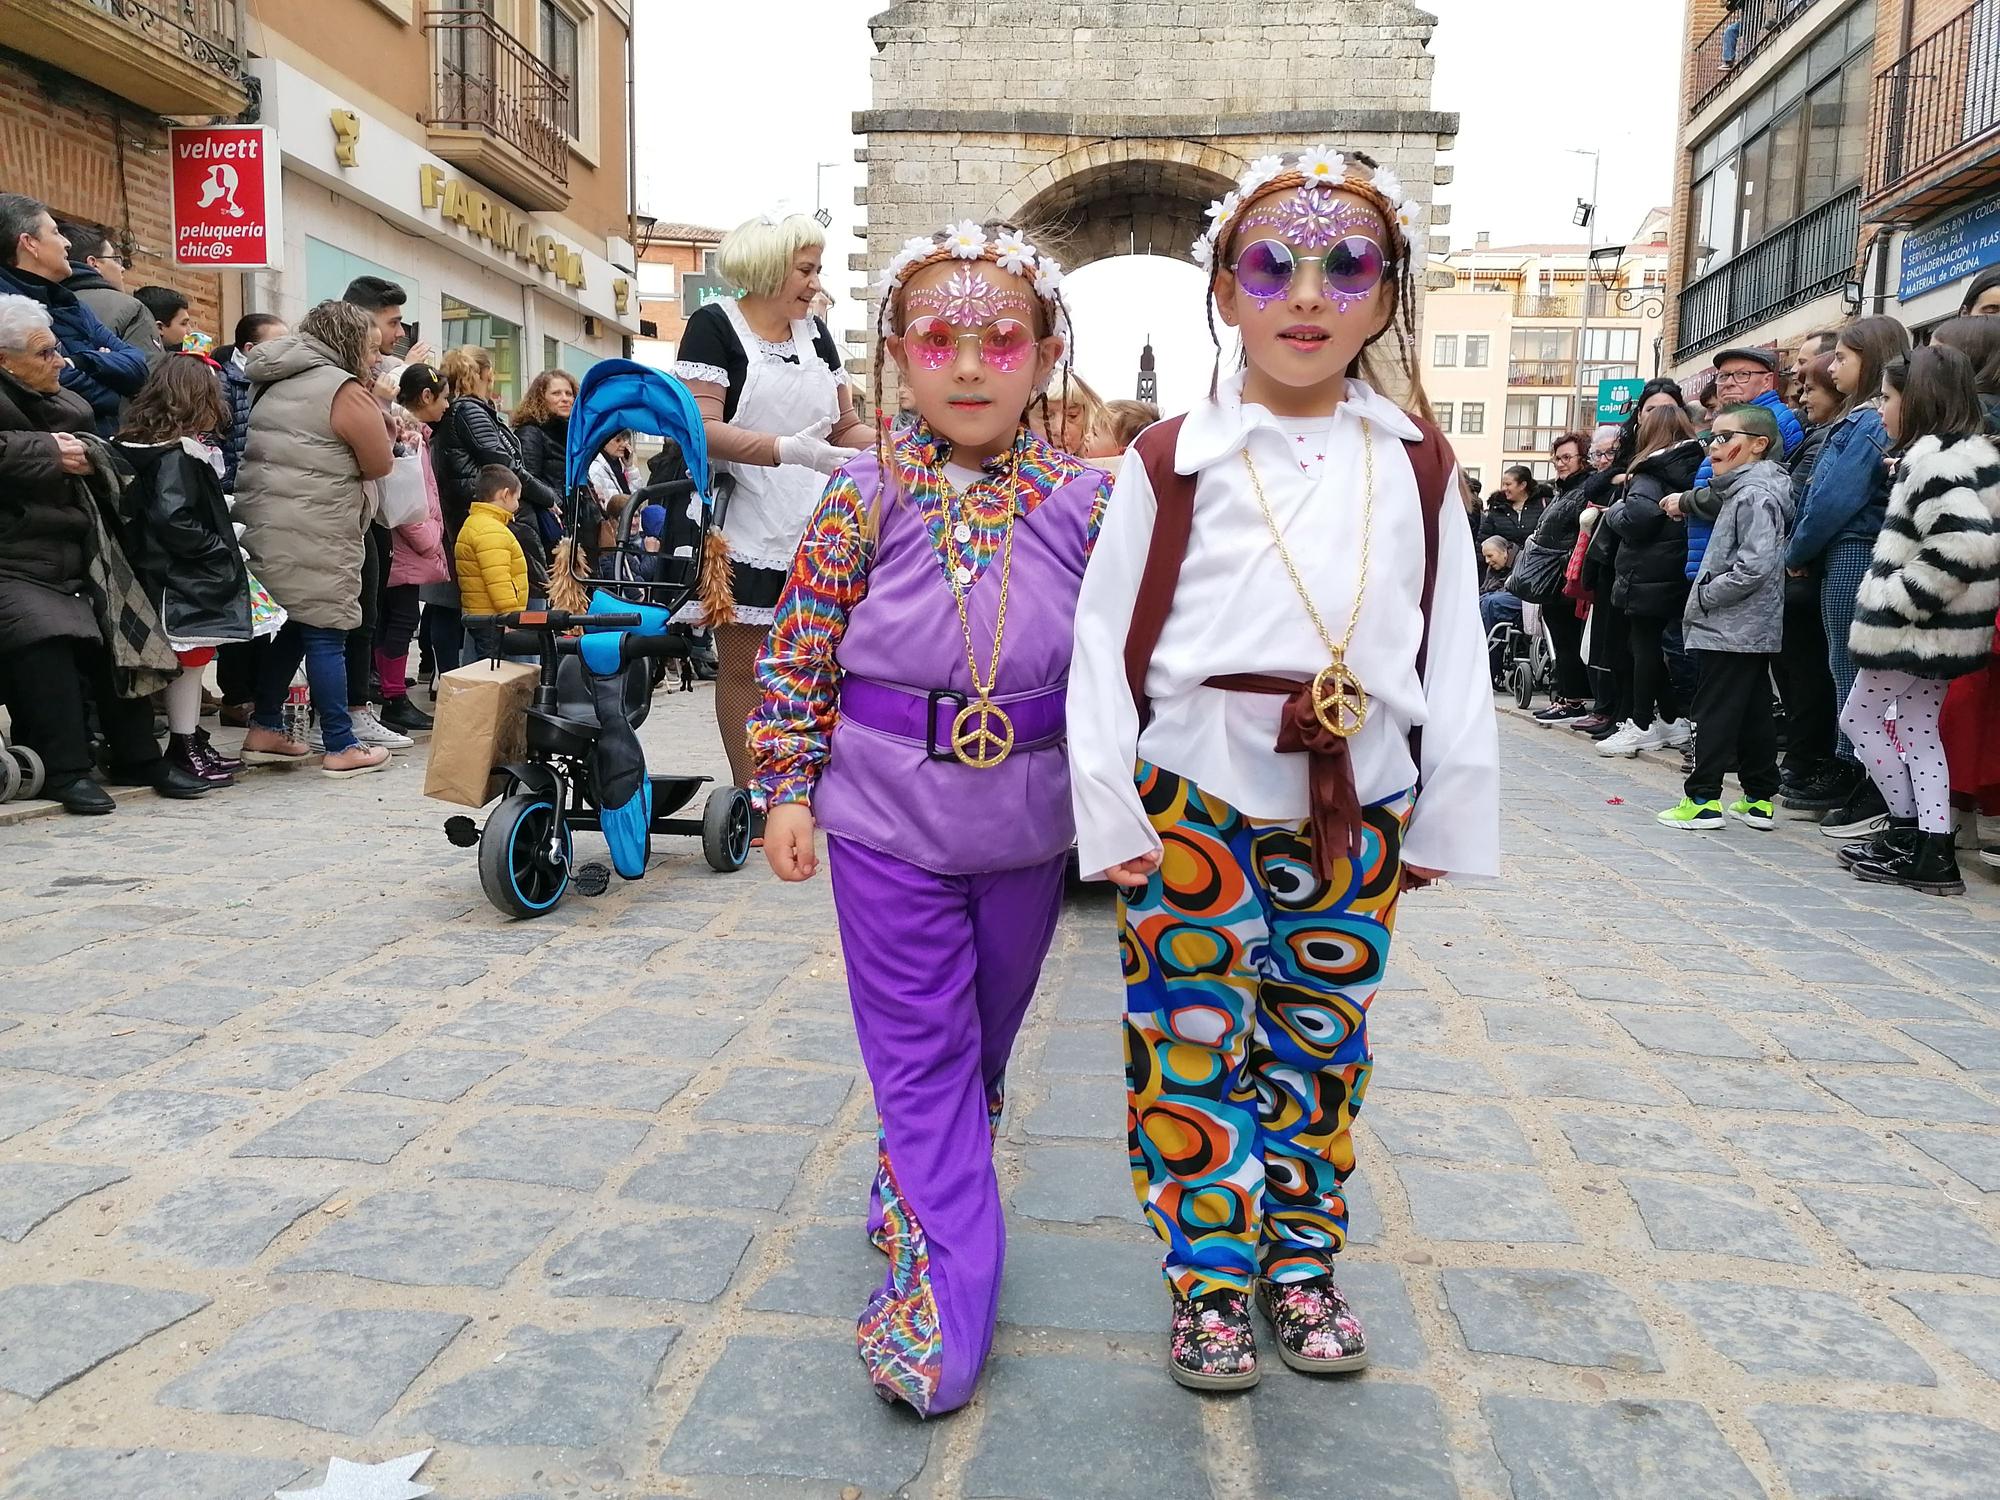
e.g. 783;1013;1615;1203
925;689;968;762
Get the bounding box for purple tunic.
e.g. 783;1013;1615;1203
812;449;1100;875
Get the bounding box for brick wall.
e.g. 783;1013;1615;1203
0;48;221;335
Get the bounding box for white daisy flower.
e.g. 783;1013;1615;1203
900;234;937;260
1299;148;1347;183
993;232;1034;275
1395;198;1424;233
1190;235;1214;272
1033;255;1065;300
1204;191;1241;228
1370;165;1406;203
947;219;986;259
1239;155;1285;196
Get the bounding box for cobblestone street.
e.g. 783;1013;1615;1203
3;688;2000;1500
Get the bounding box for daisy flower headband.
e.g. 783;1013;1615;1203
1191;147;1424;273
873;221;1069;340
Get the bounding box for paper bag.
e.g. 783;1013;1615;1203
423;660;540;807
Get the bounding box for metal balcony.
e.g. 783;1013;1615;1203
423;9;571;213
1675;187;1860;360
1687;0;1821;118
1512;294;1583;319
1507;361;1577;387
0;0;248;116
1864;0;2000;223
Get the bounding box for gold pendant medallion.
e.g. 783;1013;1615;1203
1311;655;1369;738
950;697;1015;768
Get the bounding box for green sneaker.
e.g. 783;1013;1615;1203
1657;797;1725;830
1728;798;1776;830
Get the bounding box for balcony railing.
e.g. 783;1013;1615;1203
1865;0;2000;219
424;9;570;210
1513;294;1582;318
1675;187;1860;359
1507;361;1576;387
1687;0;1821;118
0;0;248;114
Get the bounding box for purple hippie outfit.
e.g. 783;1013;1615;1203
749;425;1110;1416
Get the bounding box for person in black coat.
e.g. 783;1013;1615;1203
436;347;557;598
1605;413;1702;746
1523;436;1597;716
1;195;147;436
1480;466;1548;549
114;355;256;786
512;368;577;551
0;294;201;812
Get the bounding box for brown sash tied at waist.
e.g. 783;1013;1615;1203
1206;673;1364;879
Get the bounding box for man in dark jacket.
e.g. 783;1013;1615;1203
0;195;147;437
57;222;164;366
213;311;288;492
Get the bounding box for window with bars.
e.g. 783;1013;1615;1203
1504;395;1575;454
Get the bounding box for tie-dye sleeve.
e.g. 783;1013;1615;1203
1084;466;1115;559
748;471;875;809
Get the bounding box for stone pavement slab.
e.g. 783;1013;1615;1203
1396;1164;1580;1243
122;1174;333;1267
1659;1280;1934;1383
279;1186;574;1288
234;1098;442;1164
0;1079;84;1142
545;1218;754;1303
1899;1128;2000;1190
1250;1376;1458;1499
407;1324;679;1449
482;1056;693;1110
619;1128;815;1210
1484;1394;1768;1500
1722;1121;1926;1185
1443;1268;1660;1371
158;1304;469;1435
0;1161;129;1242
964;1354;1209;1500
0;1282;208;1399
746;1222;880;1318
0;1447;310;1500
1797;1188;2000;1276
441;1114;652;1190
1367;1099;1537;1166
51;1088;255;1155
1556;1113;1731;1175
346;1046;520;1102
1893;1293;2000;1379
1623;1176;1814;1263
1749;1405;2000;1500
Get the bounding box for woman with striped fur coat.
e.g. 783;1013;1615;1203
1839;344;2000;896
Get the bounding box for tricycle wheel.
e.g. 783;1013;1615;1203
1511;658;1535;710
478;793;572;918
9;744;43;800
702;787;753;872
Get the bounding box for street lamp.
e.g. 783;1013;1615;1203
1568;148;1602;427
814;162;839;229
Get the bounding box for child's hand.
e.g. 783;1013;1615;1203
1661;494;1682;518
1102;850;1163;889
764;802;818;882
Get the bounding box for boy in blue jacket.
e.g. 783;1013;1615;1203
1;194;147;436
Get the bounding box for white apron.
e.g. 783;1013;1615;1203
711;299;845;623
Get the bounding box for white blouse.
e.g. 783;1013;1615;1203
1068;373;1500;881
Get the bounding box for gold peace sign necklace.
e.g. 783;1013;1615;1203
939;447;1023;769
1241;418;1377;738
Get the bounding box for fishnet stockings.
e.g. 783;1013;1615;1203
712;623;768;790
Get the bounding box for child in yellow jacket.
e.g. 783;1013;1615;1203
456;464;528;663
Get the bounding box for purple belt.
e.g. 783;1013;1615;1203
839;676;1068;762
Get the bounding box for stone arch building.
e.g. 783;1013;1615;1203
850;1;1459;380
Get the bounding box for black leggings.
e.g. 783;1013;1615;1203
345;525;387;706
1541;600;1590;702
1627;613;1684;730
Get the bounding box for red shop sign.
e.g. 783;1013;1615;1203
169;125;283;270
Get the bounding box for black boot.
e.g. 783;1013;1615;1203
50;775;116;815
1854;830;1965;896
1838;815;1917;870
104;759;211;800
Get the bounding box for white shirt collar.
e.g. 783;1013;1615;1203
1175;369;1421;473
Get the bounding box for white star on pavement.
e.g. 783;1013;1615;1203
275;1451;434;1500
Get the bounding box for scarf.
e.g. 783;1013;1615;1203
75;439;178;698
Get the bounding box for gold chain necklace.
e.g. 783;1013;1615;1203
937;447;1022;769
1241;420;1376;738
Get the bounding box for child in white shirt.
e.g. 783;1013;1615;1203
1068;146;1499;1391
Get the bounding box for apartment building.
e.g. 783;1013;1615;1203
629;222;725;369
1421;218;1670;487
1666;0;1997;381
1;0;638;405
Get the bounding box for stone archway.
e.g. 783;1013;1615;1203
849;1;1460;380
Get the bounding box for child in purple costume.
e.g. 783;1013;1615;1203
748;222;1112;1416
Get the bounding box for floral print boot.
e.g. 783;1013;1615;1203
1168;1286;1260;1391
1256;1275;1369;1373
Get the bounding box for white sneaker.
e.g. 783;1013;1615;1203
348;708;414;751
1596;720;1647;757
1658;718;1694;748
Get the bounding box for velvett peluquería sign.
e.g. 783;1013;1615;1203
170;126;283;270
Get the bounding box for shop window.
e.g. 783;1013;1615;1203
442;292;522;408
560;343;598;383
1461;402;1486;435
306;238;419;316
540;1;581;140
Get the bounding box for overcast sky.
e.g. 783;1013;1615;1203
635;0;1682;414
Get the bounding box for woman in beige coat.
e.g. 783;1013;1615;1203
234;300;395;777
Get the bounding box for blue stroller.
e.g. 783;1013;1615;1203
449;362;752;918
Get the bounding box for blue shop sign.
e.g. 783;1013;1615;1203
1899;194;2000;303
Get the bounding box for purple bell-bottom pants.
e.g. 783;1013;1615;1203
827;834;1068;1417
